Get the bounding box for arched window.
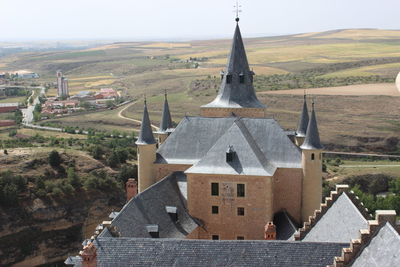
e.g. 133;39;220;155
239;73;245;83
311;153;315;160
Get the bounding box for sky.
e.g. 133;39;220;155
1;0;400;41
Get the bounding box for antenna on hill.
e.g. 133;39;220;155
234;0;242;22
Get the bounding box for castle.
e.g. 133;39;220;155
135;19;322;240
66;18;400;267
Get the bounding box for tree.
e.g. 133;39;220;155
107;152;119;168
67;167;81;189
91;145;104;160
49;150;61;168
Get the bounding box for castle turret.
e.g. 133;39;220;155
135;99;157;193
200;19;266;118
295;93;309;147
300;101;323;222
156;91;173;144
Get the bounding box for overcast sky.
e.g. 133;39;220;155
1;0;400;41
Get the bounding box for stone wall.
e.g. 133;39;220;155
187;173;273;240
272;168;303;223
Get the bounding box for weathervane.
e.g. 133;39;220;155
234;0;242;22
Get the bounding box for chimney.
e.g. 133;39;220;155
166;206;178;222
79;241;97;267
264;222;276;240
125;178;138;202
146;224;159;238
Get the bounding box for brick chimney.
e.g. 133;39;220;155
126;178;138;202
264;222;276;240
79;241;97;267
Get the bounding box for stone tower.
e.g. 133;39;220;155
300;101;323;221
155;91;173;144
135;99;157;193
295;94;309;147
200;20;266;118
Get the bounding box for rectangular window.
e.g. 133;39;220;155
212;206;219;214
212;235;219;240
237;207;245;216
237;184;245;197
237;236;244;240
211;183;219;196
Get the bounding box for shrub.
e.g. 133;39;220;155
49;150;62;168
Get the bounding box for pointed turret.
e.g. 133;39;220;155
296;94;309;137
201;20;265;118
136;99;156;145
295;94;310;146
301;102;323;150
159;92;173;132
300;101;323;221
136;99;157;192
156;92;174;144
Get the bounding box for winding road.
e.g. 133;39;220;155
117;100;159;131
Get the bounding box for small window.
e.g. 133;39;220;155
226;74;232;84
212;235;219;240
237;207;245;216
212;206;219;214
237;184;245;197
211;183;219;196
239;73;245;83
237;236;244;240
311;153;315;160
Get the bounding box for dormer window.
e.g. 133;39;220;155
250;70;255;84
239;72;245;84
226;146;235;162
226;73;232;84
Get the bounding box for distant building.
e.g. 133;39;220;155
18;73;39;79
0;103;19;113
56;71;69;98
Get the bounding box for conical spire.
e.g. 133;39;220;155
301;101;323;150
202;22;265;109
296;93;309;137
136;99;156;145
159;91;173;132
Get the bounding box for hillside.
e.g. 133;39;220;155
1;28;400;151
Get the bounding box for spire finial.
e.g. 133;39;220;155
234;0;242;22
164;89;167;99
312;98;315;109
144;94;147;104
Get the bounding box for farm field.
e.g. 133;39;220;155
1;28;400;152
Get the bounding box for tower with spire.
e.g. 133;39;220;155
135;99;157;193
155;91;174;144
200;18;266;118
300;100;323;221
295;93;309;146
133;15;324;240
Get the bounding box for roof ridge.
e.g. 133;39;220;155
295;185;372;241
234;119;276;174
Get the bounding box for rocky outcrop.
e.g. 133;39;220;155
0;191;124;266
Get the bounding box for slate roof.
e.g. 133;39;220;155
301;103;323;150
302;192;368;243
186;120;276;176
107;172;199;238
158;93;173;133
296;95;309;137
73;238;347;267
135;100;156;145
274;211;299;240
157;117;302;171
202;23;265;109
351;222;400;267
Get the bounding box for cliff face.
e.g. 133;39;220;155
0;192;124;266
0;149;127;266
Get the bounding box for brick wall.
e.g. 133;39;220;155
187;173;273;240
